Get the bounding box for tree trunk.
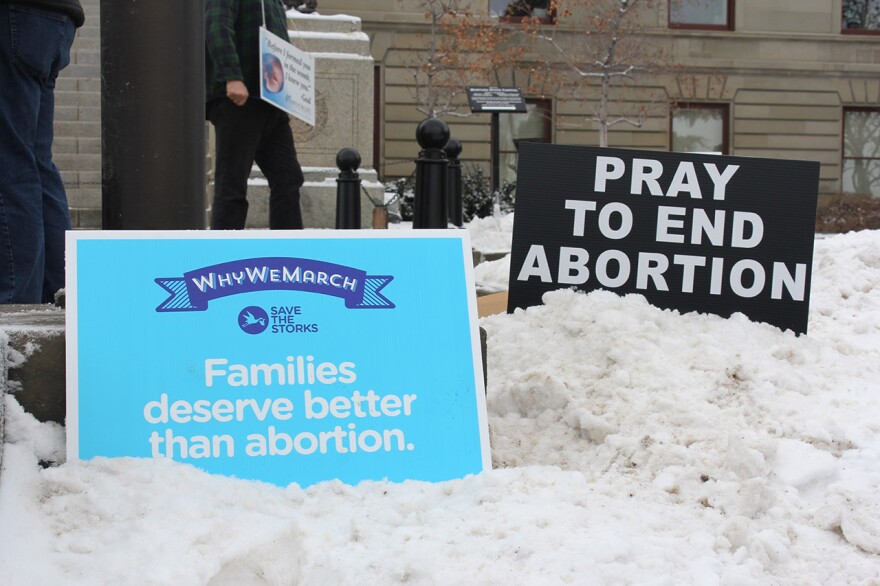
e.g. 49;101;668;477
598;76;610;147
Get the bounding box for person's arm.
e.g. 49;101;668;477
206;0;248;105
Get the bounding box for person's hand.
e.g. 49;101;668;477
226;80;249;106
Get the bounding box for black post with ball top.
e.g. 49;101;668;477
335;148;362;229
444;138;463;227
413;118;450;229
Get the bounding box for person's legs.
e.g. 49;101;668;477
0;5;74;303
38;23;76;303
254;106;304;230
209;99;264;230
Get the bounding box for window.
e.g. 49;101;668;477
842;108;880;196
489;0;508;17
492;99;552;190
670;104;728;154
490;0;554;22
669;0;733;30
842;0;880;33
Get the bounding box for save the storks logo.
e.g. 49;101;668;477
238;306;269;335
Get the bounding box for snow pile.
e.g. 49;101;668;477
0;228;878;585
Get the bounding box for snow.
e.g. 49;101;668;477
1;219;879;585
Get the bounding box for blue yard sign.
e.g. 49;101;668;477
66;230;490;487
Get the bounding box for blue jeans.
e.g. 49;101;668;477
0;4;75;304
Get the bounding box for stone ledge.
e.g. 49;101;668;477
0;304;66;425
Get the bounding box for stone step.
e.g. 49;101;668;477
0;305;66;425
248;165;349;182
235;174;384;229
287;12;363;34
288;31;370;56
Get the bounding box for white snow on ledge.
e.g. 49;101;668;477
288;31;369;42
286;11;361;25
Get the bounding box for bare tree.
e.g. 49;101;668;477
529;0;670;147
410;0;533;118
410;0;462;118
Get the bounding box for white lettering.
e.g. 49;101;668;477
565;199;597;236
558;247;590;285
665;161;702;198
598;202;633;239
656;206;687;243
594;156;625;192
731;212;764;248
703;163;739;201
631;159;664;196
517;245;553;282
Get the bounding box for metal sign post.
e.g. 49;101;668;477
466;87;527;191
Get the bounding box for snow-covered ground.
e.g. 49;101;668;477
1;218;878;585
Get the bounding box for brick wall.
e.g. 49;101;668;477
56;0;101;229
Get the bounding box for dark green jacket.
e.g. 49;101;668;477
0;0;85;27
205;0;291;103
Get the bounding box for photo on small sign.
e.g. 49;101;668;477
259;27;316;126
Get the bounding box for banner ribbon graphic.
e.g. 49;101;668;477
155;257;394;312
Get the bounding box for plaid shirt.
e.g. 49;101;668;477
205;0;290;103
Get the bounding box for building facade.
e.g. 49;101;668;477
317;0;880;201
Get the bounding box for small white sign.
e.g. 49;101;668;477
259;27;315;126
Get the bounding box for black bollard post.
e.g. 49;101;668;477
101;1;205;229
335;148;362;229
413;118;450;229
444;138;463;227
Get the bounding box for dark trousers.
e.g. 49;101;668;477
0;5;75;303
209;98;304;230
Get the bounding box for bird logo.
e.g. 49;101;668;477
238;306;269;335
241;310;265;328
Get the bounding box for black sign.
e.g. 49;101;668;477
466;86;527;113
507;144;820;334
